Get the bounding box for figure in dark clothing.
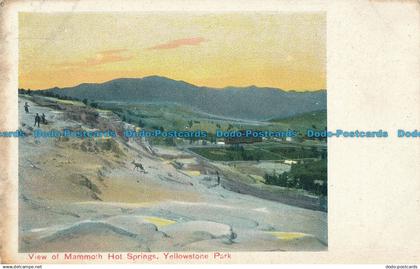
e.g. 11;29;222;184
24;102;30;113
216;171;220;185
34;113;41;127
41;113;46;124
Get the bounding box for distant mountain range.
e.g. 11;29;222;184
40;76;326;121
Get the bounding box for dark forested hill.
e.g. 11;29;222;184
41;76;326;121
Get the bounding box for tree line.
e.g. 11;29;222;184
264;159;327;196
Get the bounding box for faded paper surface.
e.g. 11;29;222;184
1;0;419;264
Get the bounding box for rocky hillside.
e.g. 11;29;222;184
18;94;327;252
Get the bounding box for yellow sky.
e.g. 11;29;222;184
19;12;326;91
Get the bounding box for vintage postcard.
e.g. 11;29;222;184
0;0;419;266
16;11;327;252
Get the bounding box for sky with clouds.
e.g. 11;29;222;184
19;12;325;91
